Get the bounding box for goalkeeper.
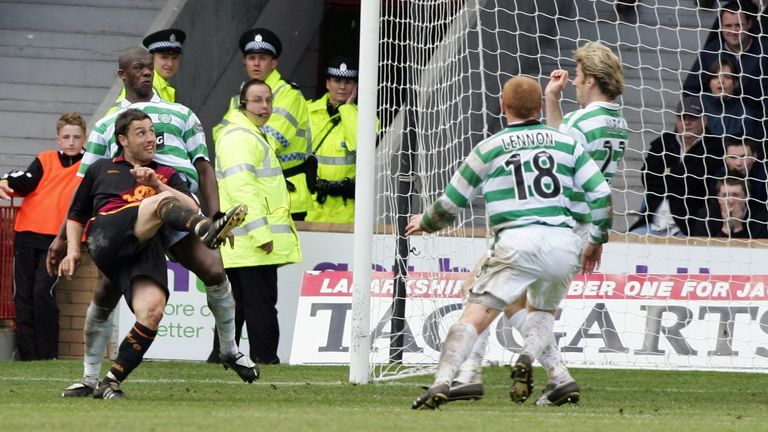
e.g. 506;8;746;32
408;76;610;410
441;41;628;405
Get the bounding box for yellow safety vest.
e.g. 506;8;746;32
305;94;359;223
215;109;302;267
213;70;313;215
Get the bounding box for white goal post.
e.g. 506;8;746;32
350;0;768;383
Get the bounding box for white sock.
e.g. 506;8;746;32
508;308;527;333
83;302;113;386
206;278;238;356
434;322;478;386
522;311;555;360
539;342;572;385
454;327;489;384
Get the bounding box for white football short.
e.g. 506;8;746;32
467;225;581;311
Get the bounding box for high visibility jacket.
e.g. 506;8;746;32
305;94;359;223
215;109;302;267
114;70;175;106
15;150;81;235
214;70;313;215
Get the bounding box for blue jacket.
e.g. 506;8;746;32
683;35;768;116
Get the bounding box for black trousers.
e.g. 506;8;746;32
227;265;280;364
13;244;59;360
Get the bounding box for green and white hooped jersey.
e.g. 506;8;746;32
421;121;611;243
560;101;629;185
79;96;209;192
560;101;629;231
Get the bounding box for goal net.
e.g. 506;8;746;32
364;0;768;381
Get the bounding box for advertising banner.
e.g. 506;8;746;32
118;230;768;371
290;271;768;370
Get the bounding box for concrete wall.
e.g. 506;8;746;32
0;0;166;176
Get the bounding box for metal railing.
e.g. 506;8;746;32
0;205;18;320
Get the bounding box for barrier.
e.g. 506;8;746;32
0;205;18;320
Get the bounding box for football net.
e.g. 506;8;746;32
363;0;768;382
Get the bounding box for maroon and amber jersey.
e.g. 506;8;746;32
67;155;191;226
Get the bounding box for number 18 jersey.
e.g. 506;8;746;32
421;120;611;243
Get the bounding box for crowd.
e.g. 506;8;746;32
630;0;768;239
0;0;766;406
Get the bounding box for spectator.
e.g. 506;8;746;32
115;29;186;105
709;138;768;227
692;176;767;238
702;1;766;44
683;1;768;125
214;28;313;220
215;79;302;364
306;56;361;224
701;57;762;140
629;97;724;236
0;112;86;360
711;137;768;200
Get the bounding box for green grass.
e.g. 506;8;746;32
0;360;766;431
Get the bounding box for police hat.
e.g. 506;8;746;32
143;29;186;54
239;28;282;58
326;56;358;80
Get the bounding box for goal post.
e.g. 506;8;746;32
349;0;380;385
350;0;768;383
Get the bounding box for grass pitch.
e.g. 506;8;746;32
0;360;766;431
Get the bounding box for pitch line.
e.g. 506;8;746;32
0;375;745;394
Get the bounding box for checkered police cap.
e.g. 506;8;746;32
239;28;282;58
326;56;358;79
143;29;186;54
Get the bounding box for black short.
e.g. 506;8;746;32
86;205;170;309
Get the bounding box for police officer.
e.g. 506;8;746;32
215;78;302;364
214;28;313;220
305;57;363;224
115;28;185;104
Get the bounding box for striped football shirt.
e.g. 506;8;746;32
421;120;612;244
79;95;209;192
560;101;629;231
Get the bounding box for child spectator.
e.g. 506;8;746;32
693;176;767;238
0;112;86;360
702;57;763;140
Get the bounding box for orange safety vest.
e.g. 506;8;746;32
14;150;82;235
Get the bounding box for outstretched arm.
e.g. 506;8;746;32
0;180;12;201
405;214;425;236
544;69;568;128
